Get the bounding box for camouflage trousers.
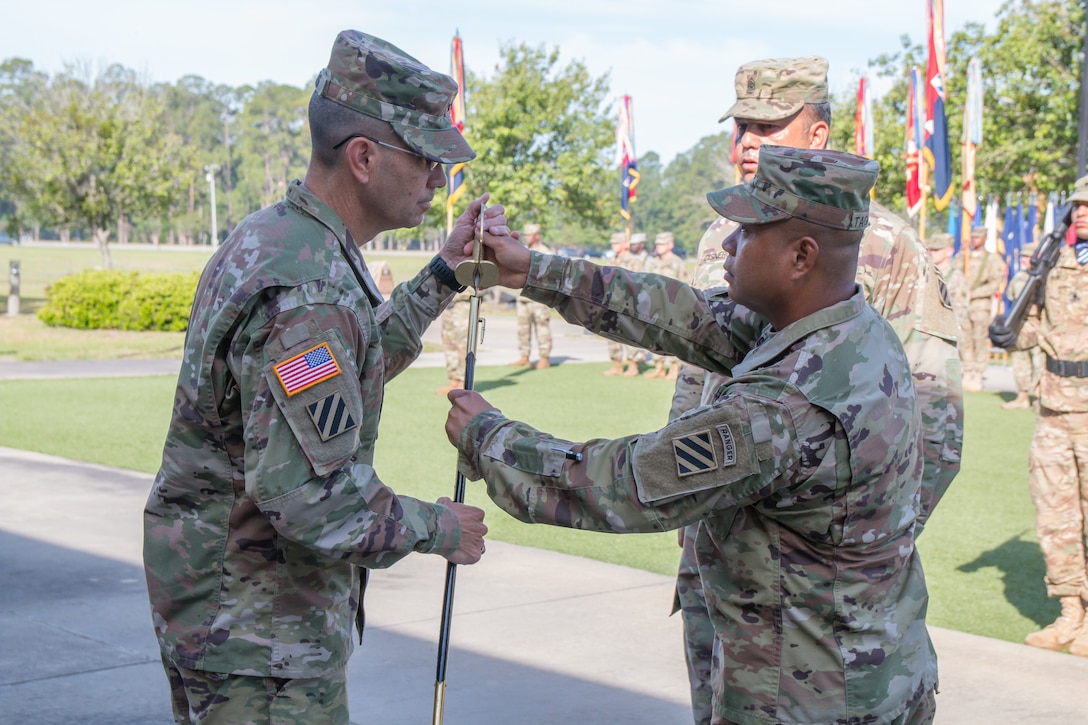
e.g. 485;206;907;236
516;298;552;358
674;523;714;725
1028;408;1088;599
1011;348;1044;397
960;301;994;379
162;656;348;724
607;340;646;365
441;298;470;382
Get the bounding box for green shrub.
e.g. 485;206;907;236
117;272;199;332
38;269;198;332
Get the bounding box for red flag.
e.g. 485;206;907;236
854;77;874;158
905;66;923;216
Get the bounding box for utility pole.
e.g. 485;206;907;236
205;164;221;247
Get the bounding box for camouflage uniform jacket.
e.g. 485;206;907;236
458;255;937;724
144;180;463;678
949;248;1005;312
673;201;963;527
1017;245;1088;412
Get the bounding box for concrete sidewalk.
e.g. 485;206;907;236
3;446;1088;724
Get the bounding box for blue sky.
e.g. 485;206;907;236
4;0;1005;164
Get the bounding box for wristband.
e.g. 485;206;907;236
429;255;467;292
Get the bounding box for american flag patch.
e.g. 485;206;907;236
673;430;717;477
273;342;341;396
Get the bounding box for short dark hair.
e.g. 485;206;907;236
308;93;394;169
802;102;832;131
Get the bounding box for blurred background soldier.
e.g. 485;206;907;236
951;225;1006;391
645;231;686;379
603;232;631;376
510;223;554;369
437;288;472;394
619;232;650;375
1002;241;1043;410
1014;176;1088;655
925;232;956;279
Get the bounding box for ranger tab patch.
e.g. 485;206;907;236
673;430;717;477
307;392;358;441
274;342;341;396
717;424;737;467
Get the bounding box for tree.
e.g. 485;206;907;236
653;133;735;253
0;58;48;237
952;0;1084;197
234;82;310;215
5;64;185;266
462;44;615;232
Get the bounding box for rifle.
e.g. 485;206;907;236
988;204;1073;349
432;206;499;725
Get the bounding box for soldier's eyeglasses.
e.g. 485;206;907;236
332;133;440;171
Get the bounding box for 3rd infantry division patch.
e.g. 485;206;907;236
307;392;358;441
673;430;717;477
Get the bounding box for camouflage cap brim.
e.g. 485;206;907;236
706;185;792;225
718;98;806;124
707;146;877;232
399;124;475;164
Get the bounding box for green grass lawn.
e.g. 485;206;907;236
0;357;1053;645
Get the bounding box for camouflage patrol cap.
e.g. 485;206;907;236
655;232;674;245
1070;174;1088;204
1020;242;1038;256
706;145;877;231
609;232;626;245
719;56;829;123
630;232;647;245
924;232;955;251
315;30;475;164
524;223;542;235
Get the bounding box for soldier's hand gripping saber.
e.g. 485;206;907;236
432;204;500;725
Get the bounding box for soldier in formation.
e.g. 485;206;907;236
1002;242;1043;410
1011;176;1088;656
644;231;686;379
924;232;956;279
437;288;472;394
510;223;554;369
602;232;642;376
949;224;1006;391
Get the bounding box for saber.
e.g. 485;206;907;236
432;205;499;725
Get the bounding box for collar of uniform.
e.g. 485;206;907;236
731;286;867;377
284;179;383;305
285;180;350;243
